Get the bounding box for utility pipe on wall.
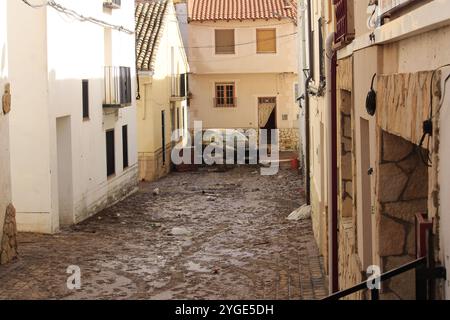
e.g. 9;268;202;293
297;0;308;190
325;31;339;293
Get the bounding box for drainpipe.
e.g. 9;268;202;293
326;31;339;293
304;0;314;206
297;0;307;178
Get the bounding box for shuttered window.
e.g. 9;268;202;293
256;29;276;53
122;125;129;169
106;130;115;177
82;79;89;119
215;29;235;54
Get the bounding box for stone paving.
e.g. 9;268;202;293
0;166;327;300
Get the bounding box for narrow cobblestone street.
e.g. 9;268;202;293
0;166;327;300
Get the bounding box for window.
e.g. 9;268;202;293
103;66;132;108
318;18;325;83
215;83;236;108
82;79;89;119
106;130;115;177
180;73;187;97
161;111;166;164
122;125;128;169
215;29;235;54
333;0;355;47
294;83;300;101
256;29;277;53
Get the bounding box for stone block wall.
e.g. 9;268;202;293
339;218;363;300
1;204;18;265
378;131;428;299
279;128;300;151
138;144;172;182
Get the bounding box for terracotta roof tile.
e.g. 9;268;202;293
135;0;168;71
188;0;297;22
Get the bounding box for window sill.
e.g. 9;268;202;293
83;117;90;122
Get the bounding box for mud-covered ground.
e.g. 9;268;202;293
0;166;327;300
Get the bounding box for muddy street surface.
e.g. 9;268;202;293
0;166;327;300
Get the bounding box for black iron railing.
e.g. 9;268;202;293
324;213;446;300
103;66;132;108
323;257;428;300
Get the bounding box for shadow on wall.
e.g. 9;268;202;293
378;130;429;300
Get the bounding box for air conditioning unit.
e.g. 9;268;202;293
103;0;121;9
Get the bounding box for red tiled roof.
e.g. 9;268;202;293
188;0;297;22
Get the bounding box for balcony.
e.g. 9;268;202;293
103;0;121;9
378;0;425;22
214;97;237;108
170;73;188;101
103;66;132;108
333;0;355;48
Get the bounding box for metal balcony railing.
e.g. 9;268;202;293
323;214;446;300
103;66;132;108
171;73;188;98
379;0;425;21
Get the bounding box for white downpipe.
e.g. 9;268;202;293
326;31;336;292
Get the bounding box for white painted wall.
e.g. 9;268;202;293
7;0;52;233
175;2;189;55
0;0;12;240
8;0;138;233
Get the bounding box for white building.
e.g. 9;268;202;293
6;0;138;234
1;0;17;265
187;0;300;152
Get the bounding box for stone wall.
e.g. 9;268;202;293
339;218;363;300
279;128;299;151
1;204;18;265
377;71;441;146
378;131;428;299
138;144;172;182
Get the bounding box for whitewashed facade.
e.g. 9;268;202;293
6;0;138;234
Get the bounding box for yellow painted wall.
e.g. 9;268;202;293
137;1;189;181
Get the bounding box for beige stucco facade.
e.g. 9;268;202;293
305;0;450;299
188;19;300;151
6;0;138;234
137;1;189;182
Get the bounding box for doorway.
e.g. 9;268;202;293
56;116;74;226
360;118;373;269
258;97;277;153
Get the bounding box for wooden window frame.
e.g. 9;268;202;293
215;82;236;108
256;28;277;54
215;29;235;55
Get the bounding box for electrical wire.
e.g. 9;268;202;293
186;35;296;63
418;64;450;167
183;31;297;49
21;0;134;34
